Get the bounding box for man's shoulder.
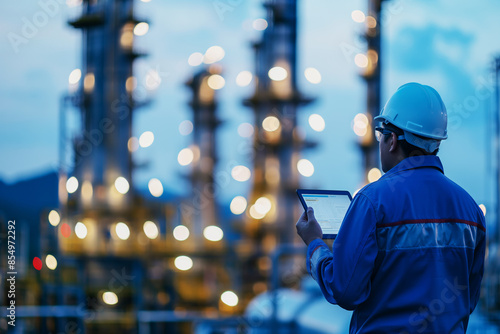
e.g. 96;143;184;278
356;175;393;198
357;167;484;225
357;168;450;205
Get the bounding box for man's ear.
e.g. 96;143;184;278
389;132;398;152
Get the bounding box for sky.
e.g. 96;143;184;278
1;0;499;220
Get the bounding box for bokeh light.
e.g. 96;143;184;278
81;181;92;202
231;165;251;182
126;76;137;92
115;222;130;240
204;46;225;64
128;137;139;152
84;73;95;92
75;222;88;239
230;196;247;215
354;53;368;68
174;256;193;271
479;204;486;216
66;176;79;194
179;120;193;135
120;25;134;49
114;177;130;194
254;197;272;215
203;225;224;242
252;18;268;31
133;22;149;36
268;66;288;81
188;52;204;66
249;205;266;219
68;68;81;84
61;223;71;238
207;74;225;90
48;210;60;227
33;257;42;271
45;254;57;270
308;114;325;132
178;148;194;166
67;0;83;8
304;67;321;84
221;291;239;307
236;71;253;87
102;292;118;305
366;16;377;29
139;131;154;148
148;178;164;197
173;225;190;241
353;113;369;137
238;123;254;137
351;10;366;23
297;159;314;177
143;221;159;239
367;168;382;183
262;116;280;132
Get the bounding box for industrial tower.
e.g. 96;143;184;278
65;0;139;213
358;0;385;182
483;57;500;317
243;0;314;296
184;69;222;240
174;68;239;314
52;1;161;332
49;2;241;331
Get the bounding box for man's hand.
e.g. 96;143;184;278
296;207;322;246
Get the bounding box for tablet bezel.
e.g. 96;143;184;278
296;189;353;239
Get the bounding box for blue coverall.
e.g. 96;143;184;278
307;155;486;333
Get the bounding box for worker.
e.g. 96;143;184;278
296;83;486;333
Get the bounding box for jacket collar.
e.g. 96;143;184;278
382;155;444;179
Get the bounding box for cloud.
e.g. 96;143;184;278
386;24;481;111
391;24;473;75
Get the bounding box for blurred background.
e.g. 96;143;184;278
1;0;500;332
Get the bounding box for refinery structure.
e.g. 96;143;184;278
1;0;499;333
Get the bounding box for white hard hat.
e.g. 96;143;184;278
374;83;447;152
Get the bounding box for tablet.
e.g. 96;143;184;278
296;189;352;239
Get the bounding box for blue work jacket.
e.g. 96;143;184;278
307;155;486;333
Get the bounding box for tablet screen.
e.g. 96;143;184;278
301;193;351;235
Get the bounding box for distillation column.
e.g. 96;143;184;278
185;70;221;239
243;0;314;292
359;0;385;182
54;1;147;332
66;0;141;214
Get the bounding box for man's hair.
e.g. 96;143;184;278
383;123;439;157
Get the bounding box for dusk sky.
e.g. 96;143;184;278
1;0;499;223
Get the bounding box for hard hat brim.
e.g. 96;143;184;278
374;114;448;140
